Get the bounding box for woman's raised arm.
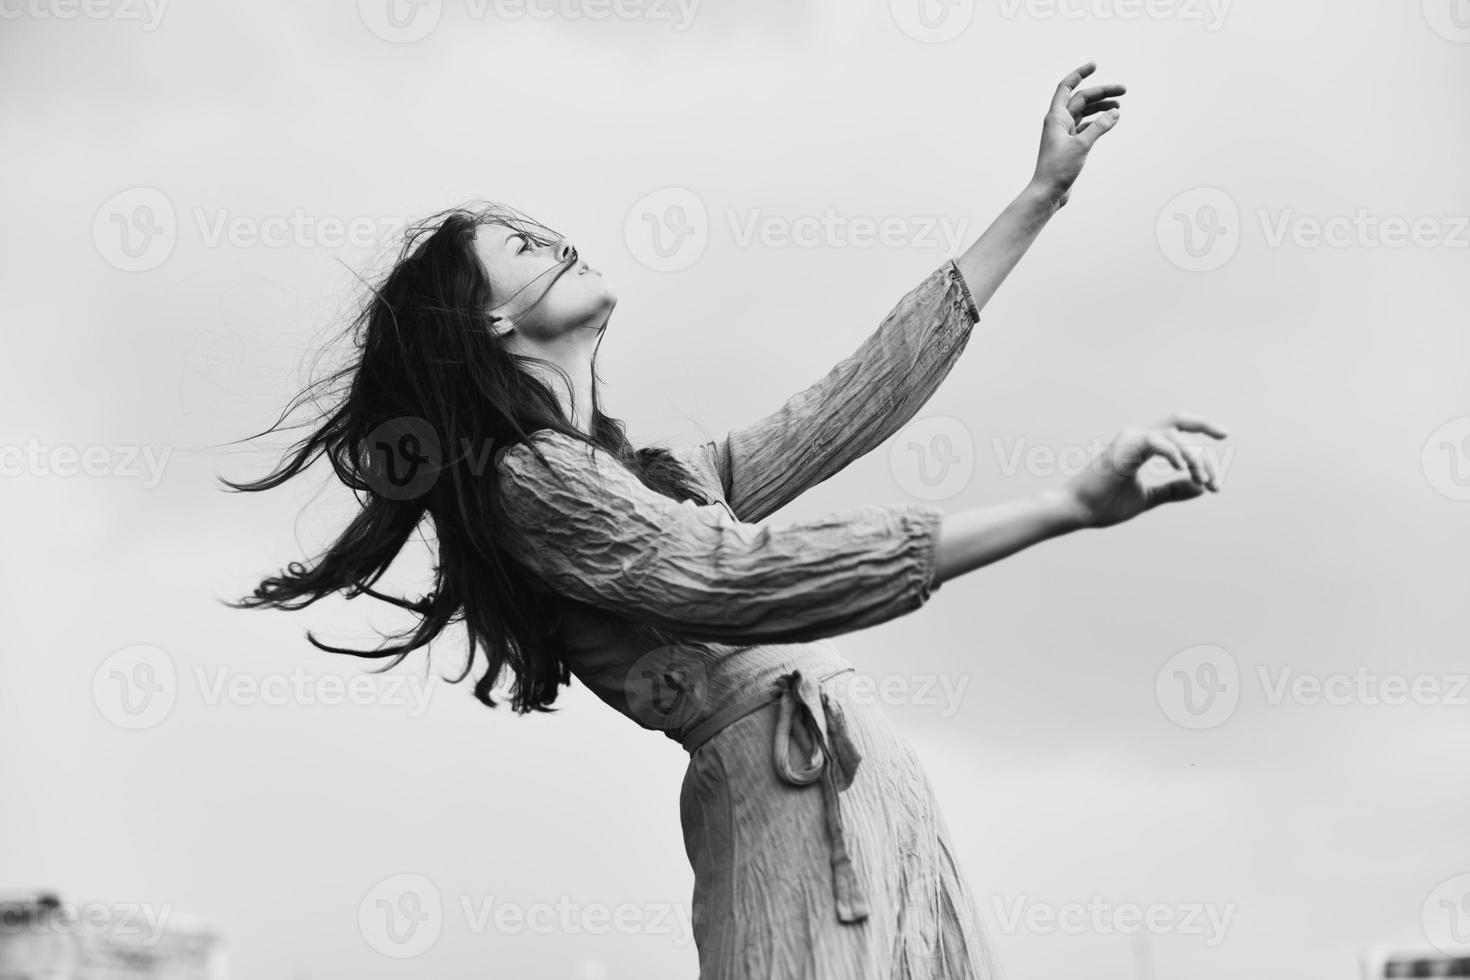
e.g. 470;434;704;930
700;62;1127;525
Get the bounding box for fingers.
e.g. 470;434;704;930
1145;477;1207;511
1154;413;1229;490
1075;109;1121;149
1050;61;1098;112
1159;430;1217;491
1157;411;1229;439
1141;432;1187;475
1111;429;1182;478
1067;84;1126;117
1075;99;1121;120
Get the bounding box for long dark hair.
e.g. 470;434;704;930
223;203;706;712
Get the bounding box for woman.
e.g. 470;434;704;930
229;62;1225;978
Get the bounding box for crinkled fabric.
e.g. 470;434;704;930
494;260;1001;979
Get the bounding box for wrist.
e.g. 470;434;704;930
1021;179;1067;214
1037;488;1089;534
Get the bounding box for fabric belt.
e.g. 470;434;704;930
680;666;869;925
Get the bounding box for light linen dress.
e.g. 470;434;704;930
494;260;1003;980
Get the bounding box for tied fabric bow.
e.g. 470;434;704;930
771;669;869;924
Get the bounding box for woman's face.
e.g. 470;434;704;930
472;222;615;339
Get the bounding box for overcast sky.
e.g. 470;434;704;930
2;1;1468;977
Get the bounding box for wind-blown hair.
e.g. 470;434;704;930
223;203;706;712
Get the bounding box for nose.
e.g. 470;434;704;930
554;239;576;264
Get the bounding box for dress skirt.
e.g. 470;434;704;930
678;668;1003;980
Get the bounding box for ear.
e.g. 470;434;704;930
487;313;514;338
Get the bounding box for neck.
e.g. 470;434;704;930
506;330;601;438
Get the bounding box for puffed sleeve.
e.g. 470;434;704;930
699;259;981;523
495;430;945;644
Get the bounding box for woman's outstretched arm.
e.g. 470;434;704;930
492;417;1224;646
953;61;1124;308
701;62;1127;525
932;415;1227;586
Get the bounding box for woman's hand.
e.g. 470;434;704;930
1057;414;1229;530
1031;61;1126;208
